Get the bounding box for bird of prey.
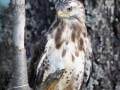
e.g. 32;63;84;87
28;0;92;90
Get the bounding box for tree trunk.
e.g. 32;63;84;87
9;0;30;90
84;0;120;90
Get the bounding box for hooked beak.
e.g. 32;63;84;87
57;10;70;18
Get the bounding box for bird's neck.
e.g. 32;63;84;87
47;17;87;50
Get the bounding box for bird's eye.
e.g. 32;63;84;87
67;7;72;12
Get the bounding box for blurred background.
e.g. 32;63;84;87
0;0;120;90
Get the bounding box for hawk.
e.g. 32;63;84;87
28;0;92;90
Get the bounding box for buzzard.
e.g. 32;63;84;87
28;0;92;90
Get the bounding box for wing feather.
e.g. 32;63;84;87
82;38;93;89
28;19;60;89
28;34;47;89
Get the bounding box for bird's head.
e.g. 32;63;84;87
55;0;85;21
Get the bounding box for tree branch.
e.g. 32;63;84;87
38;69;65;90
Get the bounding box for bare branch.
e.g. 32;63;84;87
39;69;65;90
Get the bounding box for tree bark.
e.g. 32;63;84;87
9;0;30;90
84;0;120;90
